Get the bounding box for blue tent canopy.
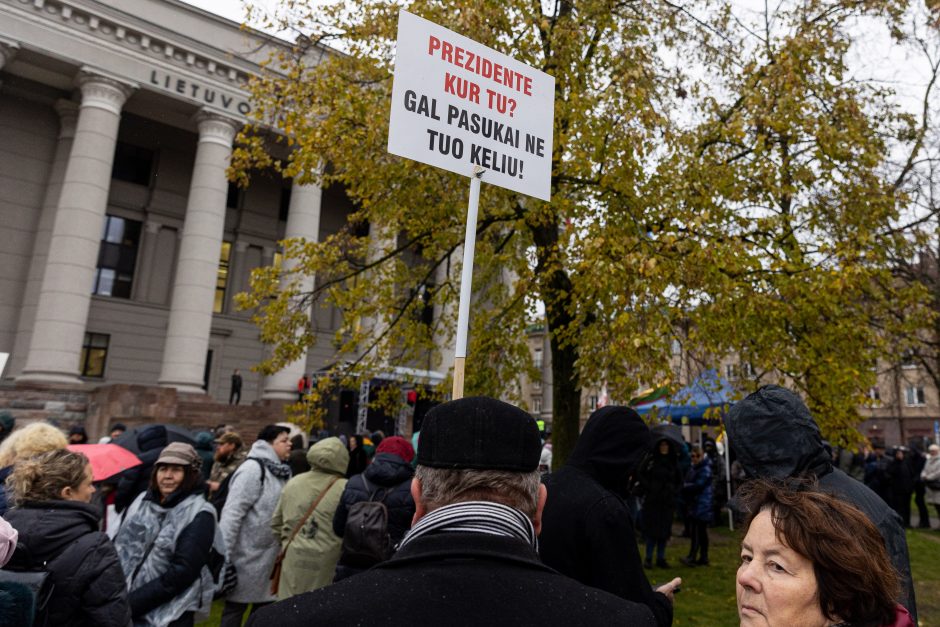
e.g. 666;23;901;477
634;369;736;426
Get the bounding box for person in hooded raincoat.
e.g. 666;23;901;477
726;385;917;622
270;437;348;600
538;406;679;627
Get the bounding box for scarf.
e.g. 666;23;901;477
399;501;537;550
261;457;292;480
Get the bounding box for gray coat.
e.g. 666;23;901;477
219;440;290;603
922;455;940;506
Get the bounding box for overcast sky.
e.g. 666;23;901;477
181;0;248;23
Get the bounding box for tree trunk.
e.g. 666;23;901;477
530;218;581;469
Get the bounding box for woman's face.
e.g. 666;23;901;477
659;441;670;455
61;463;96;503
349;436;359;450
156;464;186;498
737;510;829;627
271;432;292;461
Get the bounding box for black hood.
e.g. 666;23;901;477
726;385;831;480
365;452;415;487
566;405;652;493
5;500;100;568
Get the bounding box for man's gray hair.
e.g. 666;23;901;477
415;465;541;518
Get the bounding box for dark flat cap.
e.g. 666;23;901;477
417;396;542;472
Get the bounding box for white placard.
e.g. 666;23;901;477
388;10;554;201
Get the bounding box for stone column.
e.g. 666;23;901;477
158;111;239;393
262;179;324;400
17;74;135;384
132;220;163;302
8;100;79;380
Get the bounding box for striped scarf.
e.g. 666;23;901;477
399;501;537;550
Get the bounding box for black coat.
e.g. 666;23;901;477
5;500;132;627
346;445;369;478
333;452;415;544
636;442;682;541
245;532;655;627
727;385;917;621
539;406;673;627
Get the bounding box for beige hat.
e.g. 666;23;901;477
156;442;201;468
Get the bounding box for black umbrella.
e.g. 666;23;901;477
112;423;196;455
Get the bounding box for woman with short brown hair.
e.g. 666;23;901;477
736;479;908;627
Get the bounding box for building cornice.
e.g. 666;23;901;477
2;0;262;90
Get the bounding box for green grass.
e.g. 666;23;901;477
909;528;940;625
661;526;739;625
196;526;940;626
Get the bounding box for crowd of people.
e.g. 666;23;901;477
0;384;924;626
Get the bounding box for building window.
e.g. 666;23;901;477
671;339;682;355
901;350;918;370
80;333;109;377
412;283;434;327
725;364;736;380
532;379;541;392
905;385;926;406
741;361;755;378
532;397;542;414
226;182;242;209
214;241;232;313
93;215;141;299
533;348;543;370
589;395;598;410
869;387;880;402
111;142;154;186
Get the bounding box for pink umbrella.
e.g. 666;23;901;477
67;443;142;481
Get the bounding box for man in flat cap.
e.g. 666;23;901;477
248;396;657;626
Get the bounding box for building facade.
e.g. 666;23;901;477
0;0;380;437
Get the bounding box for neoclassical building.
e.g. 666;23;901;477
0;0;412;436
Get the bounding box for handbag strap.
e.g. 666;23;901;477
281;477;340;554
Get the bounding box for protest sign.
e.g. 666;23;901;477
388;10;554;201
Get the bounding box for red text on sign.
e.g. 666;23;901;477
428;35;533;97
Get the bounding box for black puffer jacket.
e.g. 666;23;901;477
727;385;917;622
5;500;132;627
333;452;415;543
539;406;672;627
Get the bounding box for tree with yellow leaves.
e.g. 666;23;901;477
234;0;936;464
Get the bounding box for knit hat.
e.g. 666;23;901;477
376;435;415;464
156;442;201;468
416;397;541;472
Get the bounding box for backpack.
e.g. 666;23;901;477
0;569;53;627
339;476;391;568
210;457;266;516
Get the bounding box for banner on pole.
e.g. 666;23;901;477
388;10;554;201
